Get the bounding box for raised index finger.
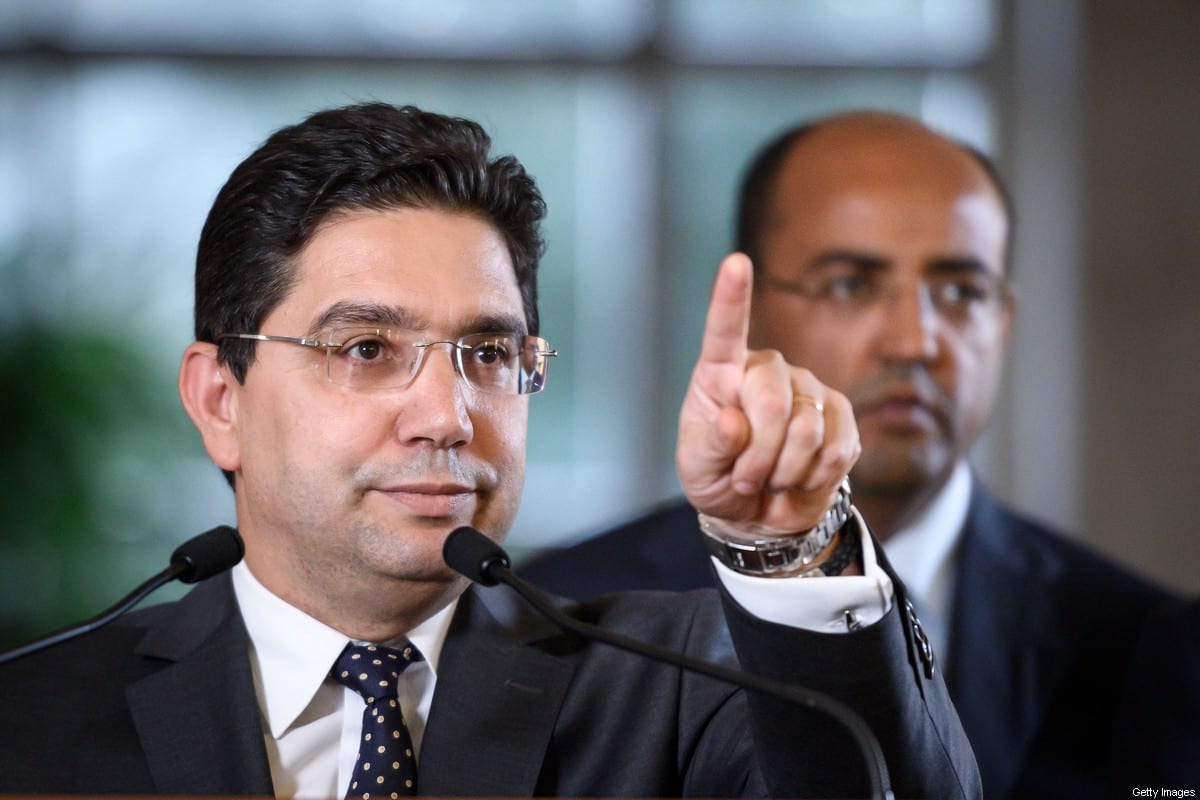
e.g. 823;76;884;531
698;253;754;376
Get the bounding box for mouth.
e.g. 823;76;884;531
857;389;943;432
371;482;477;518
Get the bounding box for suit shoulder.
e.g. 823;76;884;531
0;575;237;690
517;499;712;599
541;499;699;554
970;495;1178;619
0;596;180;687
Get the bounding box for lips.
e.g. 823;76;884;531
866;398;938;430
854;386;945;432
373;482;476;518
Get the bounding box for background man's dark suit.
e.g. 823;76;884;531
519;479;1175;800
1110;596;1200;792
0;549;979;798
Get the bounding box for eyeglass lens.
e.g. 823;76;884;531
766;269;1006;324
325;328;551;395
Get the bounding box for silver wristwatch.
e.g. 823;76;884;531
698;477;854;577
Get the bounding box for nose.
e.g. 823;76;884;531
876;281;939;363
396;342;474;448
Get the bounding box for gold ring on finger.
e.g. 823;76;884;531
792;394;824;415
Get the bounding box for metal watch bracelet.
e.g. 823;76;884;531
698;477;853;577
801;519;860;578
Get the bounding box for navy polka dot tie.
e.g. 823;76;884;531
332;642;422;799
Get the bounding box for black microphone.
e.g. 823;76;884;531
444;526;893;800
0;525;244;665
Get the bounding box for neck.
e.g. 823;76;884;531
851;469;958;541
244;550;464;642
309;577;464;643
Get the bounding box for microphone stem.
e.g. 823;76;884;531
0;562;185;665
494;565;893;800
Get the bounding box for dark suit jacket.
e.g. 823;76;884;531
519;481;1177;800
1110;596;1200;792
0;539;980;798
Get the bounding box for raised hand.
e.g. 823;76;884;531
676;253;860;535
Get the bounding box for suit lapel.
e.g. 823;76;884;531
419;584;574;797
946;486;1071;800
125;574;274;795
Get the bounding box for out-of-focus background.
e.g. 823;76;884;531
1;0;1196;647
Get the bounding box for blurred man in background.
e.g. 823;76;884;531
520;110;1177;800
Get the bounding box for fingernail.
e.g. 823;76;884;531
734;480;759;495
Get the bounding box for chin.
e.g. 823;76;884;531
352;527;445;580
852;447;951;493
375;551;460;586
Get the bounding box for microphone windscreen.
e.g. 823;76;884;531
444;526;510;586
170;525;245;584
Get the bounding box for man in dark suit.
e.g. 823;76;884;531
520;111;1177;800
0;103;979;798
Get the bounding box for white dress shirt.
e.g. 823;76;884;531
233;515;897;798
232;563;454;799
879;460;972;659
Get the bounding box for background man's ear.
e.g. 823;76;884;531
999;284;1017;344
178;342;240;472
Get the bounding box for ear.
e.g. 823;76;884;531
178;342;241;472
998;282;1016;345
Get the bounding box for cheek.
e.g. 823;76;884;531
244;386;371;485
948;330;1008;427
752;299;858;386
783;328;873;394
477;400;528;472
470;401;528;534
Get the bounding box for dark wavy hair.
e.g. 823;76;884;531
195;102;547;383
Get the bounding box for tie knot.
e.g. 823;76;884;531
332;642;422;703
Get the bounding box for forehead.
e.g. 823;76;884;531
274;207;523;333
765;130;1009;273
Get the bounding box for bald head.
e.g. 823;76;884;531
737;111;1013;274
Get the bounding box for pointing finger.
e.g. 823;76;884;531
695;253;753;406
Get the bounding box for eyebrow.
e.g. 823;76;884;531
807;250;999;278
453;312;529;337
309;302;418;336
807;250;889;273
924;256;997;278
308;301;527;338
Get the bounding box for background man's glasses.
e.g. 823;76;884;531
218;328;557;395
760;269;1011;326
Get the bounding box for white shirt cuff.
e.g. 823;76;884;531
713;510;894;634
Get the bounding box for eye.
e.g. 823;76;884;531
822;273;876;302
470;338;512;366
932;278;991;307
353;340;382;360
337;333;392;362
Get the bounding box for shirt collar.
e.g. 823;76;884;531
231;560;457;739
